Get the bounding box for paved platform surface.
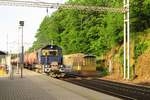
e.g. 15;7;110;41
0;69;121;100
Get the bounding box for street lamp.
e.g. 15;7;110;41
19;21;24;78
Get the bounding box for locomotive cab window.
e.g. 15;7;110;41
42;50;50;56
49;50;58;56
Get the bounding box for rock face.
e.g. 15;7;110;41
101;35;150;85
136;52;150;82
103;46;124;80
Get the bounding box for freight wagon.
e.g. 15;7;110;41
63;53;97;76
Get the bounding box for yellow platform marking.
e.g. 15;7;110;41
0;68;6;76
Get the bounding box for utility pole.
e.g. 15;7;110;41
123;0;126;79
16;26;21;74
19;21;24;78
123;0;130;80
6;33;8;54
46;8;48;16
127;0;130;80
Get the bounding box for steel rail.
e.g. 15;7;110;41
62;78;150;100
63;78;135;100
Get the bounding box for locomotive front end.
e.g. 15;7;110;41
40;45;65;77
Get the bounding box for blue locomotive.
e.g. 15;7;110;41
40;45;65;77
23;45;65;77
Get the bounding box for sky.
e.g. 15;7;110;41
0;0;65;53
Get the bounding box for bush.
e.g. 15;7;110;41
97;67;109;76
135;41;148;59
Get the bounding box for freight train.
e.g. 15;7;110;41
11;45;97;77
12;45;65;77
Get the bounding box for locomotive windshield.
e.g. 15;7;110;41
49;50;57;56
42;50;58;56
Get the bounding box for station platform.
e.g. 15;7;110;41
0;69;120;100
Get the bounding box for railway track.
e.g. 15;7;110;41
61;78;150;100
24;68;150;99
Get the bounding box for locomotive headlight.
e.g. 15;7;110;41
45;65;48;68
60;65;63;68
59;65;65;72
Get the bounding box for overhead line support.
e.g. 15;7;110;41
0;0;126;13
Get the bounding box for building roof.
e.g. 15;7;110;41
0;51;6;55
84;54;96;58
41;45;62;50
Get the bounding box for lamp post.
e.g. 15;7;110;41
19;21;24;78
16;26;21;74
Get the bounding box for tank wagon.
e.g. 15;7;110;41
24;45;65;77
24;52;38;70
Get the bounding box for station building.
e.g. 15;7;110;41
0;51;7;76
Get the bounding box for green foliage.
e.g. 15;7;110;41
135;41;148;59
30;0;124;55
97;67;109;76
130;0;150;32
119;47;124;65
30;0;150;61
